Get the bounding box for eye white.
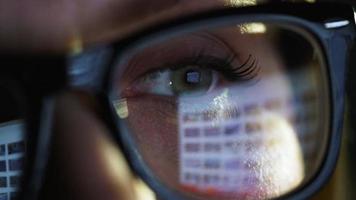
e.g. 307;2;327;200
144;69;174;96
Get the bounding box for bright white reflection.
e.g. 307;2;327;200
134;179;157;200
225;0;256;7
257;113;304;196
178;73;305;198
211;89;230;126
114;98;129;119
324;20;350;29
240;23;267;34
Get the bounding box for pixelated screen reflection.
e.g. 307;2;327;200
179;72;319;199
0;122;25;200
113;22;329;200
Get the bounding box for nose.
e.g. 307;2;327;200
38;92;136;200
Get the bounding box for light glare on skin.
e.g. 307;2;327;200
99;133;138;199
99;133;156;200
258;113;305;198
134;179;157;200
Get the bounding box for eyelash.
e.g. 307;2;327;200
120;52;261;98
169;53;260;82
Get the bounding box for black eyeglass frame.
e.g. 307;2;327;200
0;2;355;200
100;3;356;200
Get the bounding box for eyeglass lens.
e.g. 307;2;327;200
112;22;330;200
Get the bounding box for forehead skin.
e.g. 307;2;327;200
1;0;337;53
0;0;234;53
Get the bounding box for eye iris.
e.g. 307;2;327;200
171;66;212;96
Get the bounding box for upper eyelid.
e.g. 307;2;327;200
117;30;256;95
125;50;237;83
121;31;243;77
193;32;241;57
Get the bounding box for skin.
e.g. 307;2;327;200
0;0;228;53
0;0;350;200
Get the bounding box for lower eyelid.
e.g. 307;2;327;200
126;95;178;120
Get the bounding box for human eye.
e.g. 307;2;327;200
122;53;259;97
118;32;261;99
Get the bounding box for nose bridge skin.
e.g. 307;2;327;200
38;92;137;200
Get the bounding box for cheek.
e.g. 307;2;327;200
124;95;181;187
117;68;322;199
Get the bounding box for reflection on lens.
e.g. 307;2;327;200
0;122;25;200
178;79;304;198
0;89;25;200
112;22;329;200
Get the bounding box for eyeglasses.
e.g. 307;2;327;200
0;2;355;200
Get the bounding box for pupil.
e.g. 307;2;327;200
185;70;200;84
